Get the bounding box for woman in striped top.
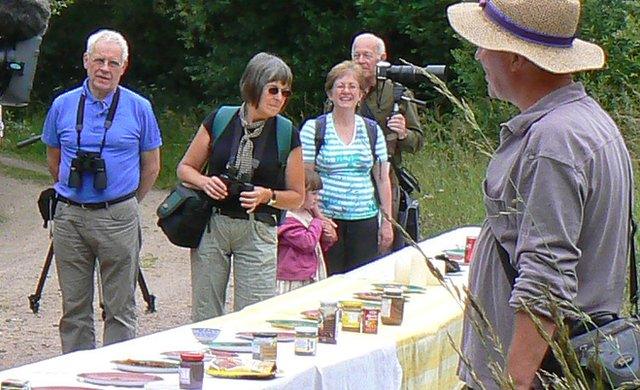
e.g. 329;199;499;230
300;61;393;275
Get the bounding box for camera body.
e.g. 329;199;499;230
68;150;107;190
376;61;446;85
220;173;254;196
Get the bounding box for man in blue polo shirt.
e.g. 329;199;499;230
42;29;162;353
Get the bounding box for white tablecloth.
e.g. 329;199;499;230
0;226;480;389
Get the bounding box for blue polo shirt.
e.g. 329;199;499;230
42;79;162;202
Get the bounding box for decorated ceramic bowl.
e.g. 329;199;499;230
191;327;221;345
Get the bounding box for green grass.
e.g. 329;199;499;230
0;161;51;183
405;145;487;237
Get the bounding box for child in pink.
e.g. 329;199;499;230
276;168;337;294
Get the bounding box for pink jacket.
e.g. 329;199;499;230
277;215;335;281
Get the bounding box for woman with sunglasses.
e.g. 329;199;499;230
300;61;393;275
177;52;304;321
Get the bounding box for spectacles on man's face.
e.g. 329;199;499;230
267;86;292;98
352;51;377;61
91;57;123;69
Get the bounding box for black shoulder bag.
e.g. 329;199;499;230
155;107;238;248
496;172;640;387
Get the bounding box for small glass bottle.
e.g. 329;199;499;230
340;300;363;332
179;352;204;390
362;306;380;334
318;301;339;344
380;287;405;325
252;332;278;362
294;326;318;356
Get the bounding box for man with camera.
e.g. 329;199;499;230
41;29;162;353
351;33;424;250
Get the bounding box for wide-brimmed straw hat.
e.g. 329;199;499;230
447;0;604;74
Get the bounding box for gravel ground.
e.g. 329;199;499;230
0;156;195;370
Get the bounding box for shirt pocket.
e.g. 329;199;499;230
483;179;518;243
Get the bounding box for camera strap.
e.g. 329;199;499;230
75;87;121;156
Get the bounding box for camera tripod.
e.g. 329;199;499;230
28;242;157;317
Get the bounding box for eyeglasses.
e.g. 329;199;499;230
91;57;123;69
352;51;376;61
267;86;292;98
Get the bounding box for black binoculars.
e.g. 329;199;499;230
68;150;107;190
220;173;254;196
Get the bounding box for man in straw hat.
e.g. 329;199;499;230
447;0;633;388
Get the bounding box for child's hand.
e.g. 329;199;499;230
321;219;338;241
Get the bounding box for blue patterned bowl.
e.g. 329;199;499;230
191;327;221;344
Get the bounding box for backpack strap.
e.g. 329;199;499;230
362;116;379;163
212;105;239;142
314;114;327;164
314;114;379;163
275;114;292;166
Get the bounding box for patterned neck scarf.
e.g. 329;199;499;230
232;102;266;180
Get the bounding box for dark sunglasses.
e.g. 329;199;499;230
267;86;292;98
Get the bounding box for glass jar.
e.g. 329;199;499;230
362;306;380;334
380;287;404;325
179;352;204;390
318;301;339;344
252;332;278;362
341;300;363;332
294;326;318;356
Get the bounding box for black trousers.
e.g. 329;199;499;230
325;216;379;275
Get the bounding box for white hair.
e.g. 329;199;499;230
86;29;129;63
351;33;386;56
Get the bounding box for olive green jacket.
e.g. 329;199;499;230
358;79;423;166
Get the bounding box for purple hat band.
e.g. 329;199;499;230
479;0;575;48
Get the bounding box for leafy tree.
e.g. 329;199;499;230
32;0;199;109
157;0;461;123
443;0;640;150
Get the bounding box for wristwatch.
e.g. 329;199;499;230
267;189;277;206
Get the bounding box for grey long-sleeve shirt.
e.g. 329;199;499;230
458;82;633;389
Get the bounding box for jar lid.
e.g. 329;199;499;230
383;287;403;296
320;300;338;307
340;300;363;309
253;332;278;338
295;326;318;335
180;352;204;362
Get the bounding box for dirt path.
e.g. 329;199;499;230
0;157;194;370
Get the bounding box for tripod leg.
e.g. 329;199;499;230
137;269;156;313
28;242;54;314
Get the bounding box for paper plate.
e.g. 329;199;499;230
266;319;318;330
443;248;465;262
372;282;426;294
300;309;320;321
235;331;295;342
353;291;382;302
77;372;163;387
208;341;253;353
111;359;179;373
